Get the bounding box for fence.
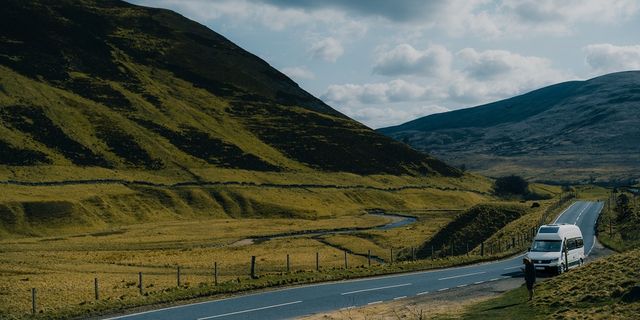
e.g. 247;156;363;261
17;198;577;317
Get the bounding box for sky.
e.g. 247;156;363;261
127;0;640;128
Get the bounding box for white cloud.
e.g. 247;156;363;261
451;48;569;102
584;44;640;74
322;79;431;105
492;0;640;37
309;37;344;62
373;44;452;77
281;66;316;80
323;46;571;127
346;104;451;128
133;0;358;32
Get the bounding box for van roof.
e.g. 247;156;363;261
535;224;582;240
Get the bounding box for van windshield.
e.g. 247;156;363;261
531;240;562;252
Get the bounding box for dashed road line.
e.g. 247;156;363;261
197;301;302;319
341;283;412;295
438;288;449;292
367;301;383;305
417;291;429;296
438;271;485;281
457;284;468;288
393;296;407;300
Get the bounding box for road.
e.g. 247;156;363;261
103;201;603;320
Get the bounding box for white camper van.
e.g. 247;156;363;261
527;224;585;275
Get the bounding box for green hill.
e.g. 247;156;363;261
379;72;640;184
0;0;480;238
0;0;459;178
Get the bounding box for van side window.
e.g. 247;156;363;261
566;238;576;250
576;238;584;248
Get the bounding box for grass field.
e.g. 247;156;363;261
1;191;578;319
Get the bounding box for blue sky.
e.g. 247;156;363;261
128;0;640;128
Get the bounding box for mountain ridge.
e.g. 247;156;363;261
0;0;460;179
380;71;640;184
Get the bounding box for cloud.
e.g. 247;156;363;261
373;44;452;77
584;44;640;74
346;104;451;128
257;0;449;23
322;79;431;105
281;66;316;80
450;48;570;102
309;37;344;62
131;0;349;31
495;0;640;36
324;47;570;125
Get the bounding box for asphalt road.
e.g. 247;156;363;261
104;201;603;320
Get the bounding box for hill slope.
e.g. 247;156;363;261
379;72;640;183
0;0;459;180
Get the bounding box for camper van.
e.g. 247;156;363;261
526;224;585;275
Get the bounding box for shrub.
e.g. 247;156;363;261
494;175;529;196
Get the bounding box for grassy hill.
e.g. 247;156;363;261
379;72;640;184
0;0;458;178
0;0;480;237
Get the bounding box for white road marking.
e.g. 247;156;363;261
457;284;468;288
574;202;591;225
417;291;429;295
489;278;500;282
339;306;356;311
367;301;383;305
504;265;522;270
553;202;579;224
341;283;412;295
438;288;449;292
393;296;407;300
197;300;302;320
474;281;485;285
438;271;485;280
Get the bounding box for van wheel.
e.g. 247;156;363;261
579;258;584;267
557;264;564;275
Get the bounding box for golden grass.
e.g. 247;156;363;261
0;213;394;316
461;249;640;320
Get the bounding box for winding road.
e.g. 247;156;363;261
103;201;603;320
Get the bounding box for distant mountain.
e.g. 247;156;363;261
0;0;459;178
379;72;640;184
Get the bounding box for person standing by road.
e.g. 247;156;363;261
523;257;536;301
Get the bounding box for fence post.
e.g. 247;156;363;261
214;262;218;286
367;250;371;267
431;245;434;259
286;254;290;273
177;266;181;287
512;237;515;249
480;242;484;257
344;250;348;269
450;240;454;256
466;242;469;256
94;278;99;300
31;288;36;315
411;247;416;261
390;248;394;264
138;272;143;295
250;256;257;279
316;252;319;271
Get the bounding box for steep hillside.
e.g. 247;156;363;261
0;0;459;180
380;72;640;183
